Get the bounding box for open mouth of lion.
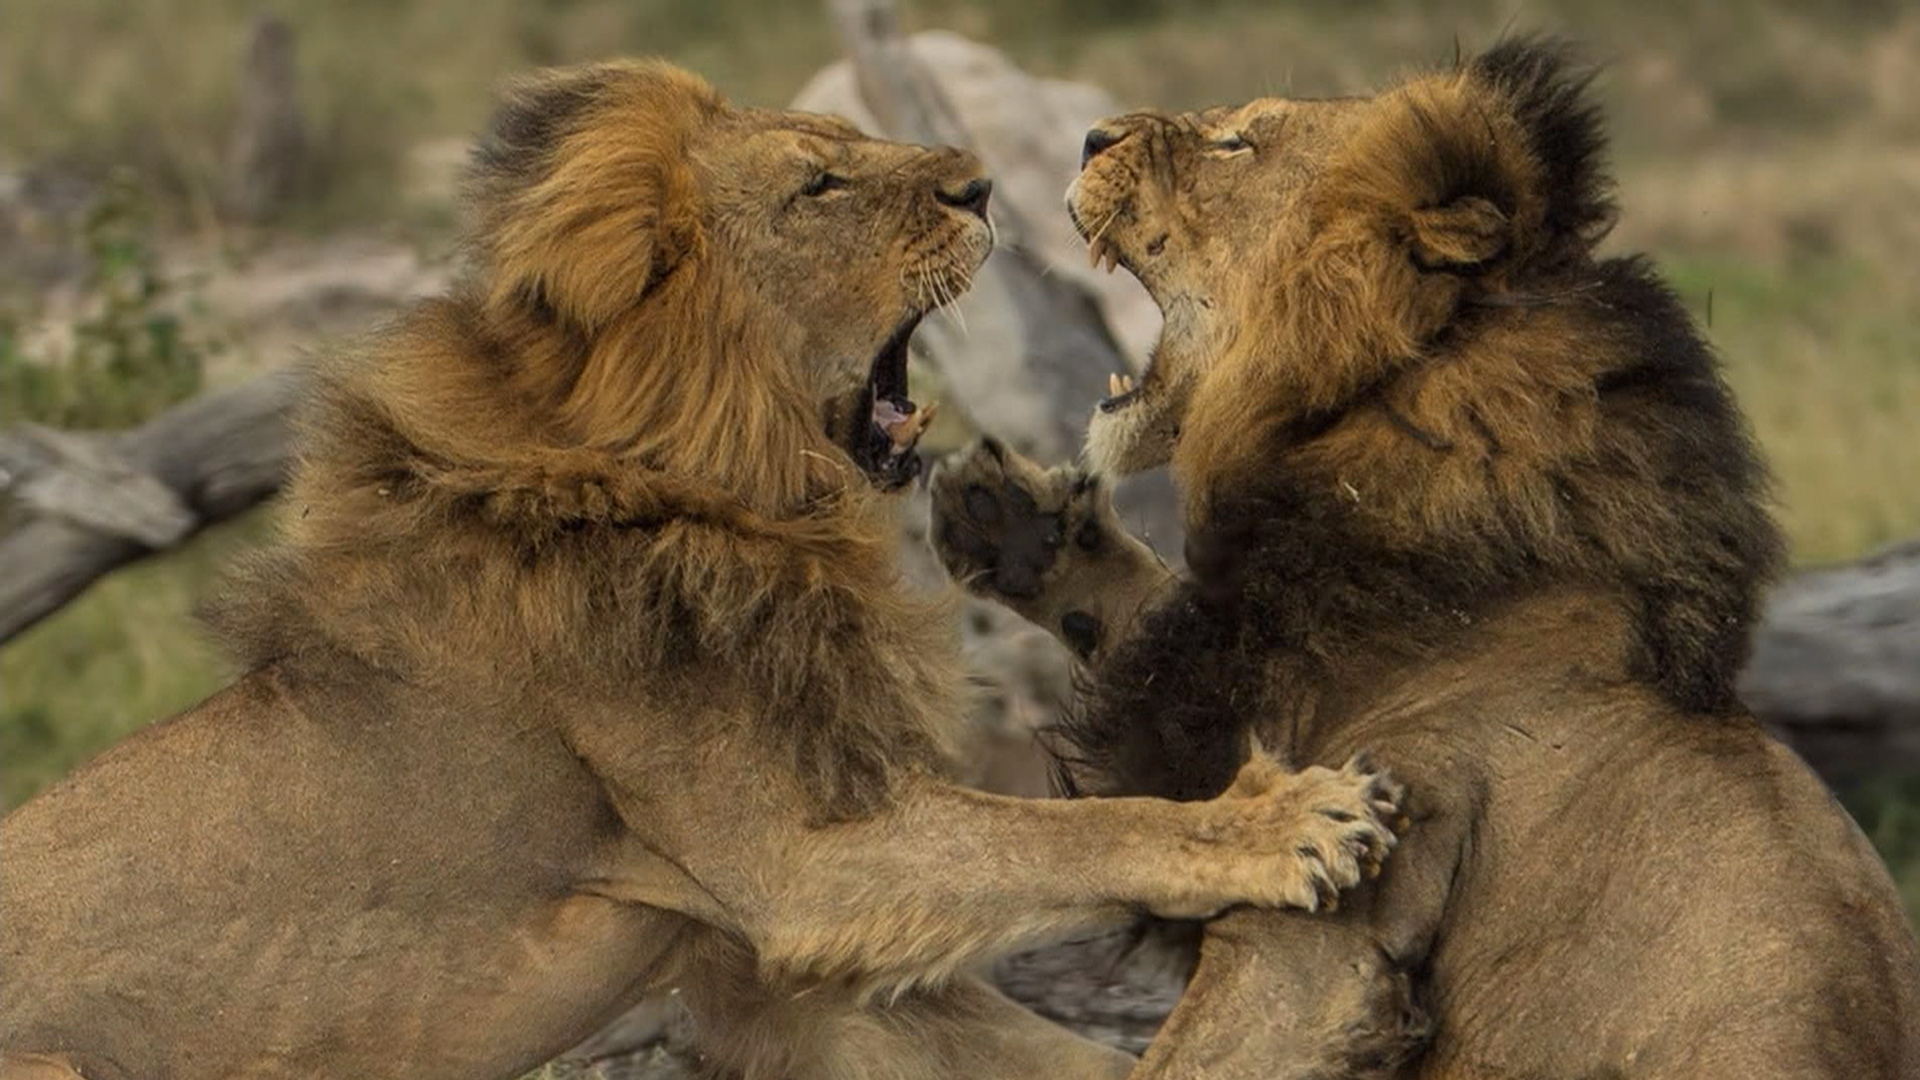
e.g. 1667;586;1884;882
846;313;938;490
1068;201;1150;415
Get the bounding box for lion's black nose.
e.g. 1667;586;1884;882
1081;127;1126;168
936;177;992;218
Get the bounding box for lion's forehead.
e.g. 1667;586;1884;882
786;112;866;140
732;107;868;142
1208;101;1277;129
1205;98;1367;144
719;113;938;180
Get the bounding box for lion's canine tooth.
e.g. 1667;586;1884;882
889;400;938;451
1120;374;1136;394
1088;238;1121;275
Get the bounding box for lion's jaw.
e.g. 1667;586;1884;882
699;110;995;489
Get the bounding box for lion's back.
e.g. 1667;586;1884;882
1426;679;1920;1078
0;662;660;1080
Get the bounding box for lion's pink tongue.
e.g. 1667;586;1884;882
873;399;937;454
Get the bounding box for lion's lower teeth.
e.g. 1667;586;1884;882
873;399;936;452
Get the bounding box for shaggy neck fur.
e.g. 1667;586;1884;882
207;278;956;820
1065;40;1784;801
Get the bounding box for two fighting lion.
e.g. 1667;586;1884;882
5;35;1918;1080
1;59;1399;1080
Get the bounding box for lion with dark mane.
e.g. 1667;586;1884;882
934;38;1920;1078
0;60;1406;1080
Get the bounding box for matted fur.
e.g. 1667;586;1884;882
934;36;1920;1078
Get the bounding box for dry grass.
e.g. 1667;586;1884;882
0;0;840;230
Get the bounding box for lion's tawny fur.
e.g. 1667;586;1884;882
936;36;1920;1079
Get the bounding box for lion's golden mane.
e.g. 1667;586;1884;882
210;62;951;819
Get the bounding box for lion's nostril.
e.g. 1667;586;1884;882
1081;127;1125;168
936;177;993;218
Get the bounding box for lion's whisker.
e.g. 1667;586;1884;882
1088;207;1122;246
998;238;1063;280
943;270;970;337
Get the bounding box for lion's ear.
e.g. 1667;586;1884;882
1366;39;1613;275
471;60;716;330
1407;195;1509;270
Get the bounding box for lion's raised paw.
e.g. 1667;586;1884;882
929;438;1106;604
1276;756;1406;906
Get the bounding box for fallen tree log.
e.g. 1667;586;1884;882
1741;539;1920;788
0;369;301;642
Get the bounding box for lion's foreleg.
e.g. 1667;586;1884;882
691;970;1133;1080
1127;784;1465;1080
610;765;1400;994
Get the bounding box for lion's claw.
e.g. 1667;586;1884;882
1164;754;1405;919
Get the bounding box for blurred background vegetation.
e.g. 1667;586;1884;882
2;0;1916;920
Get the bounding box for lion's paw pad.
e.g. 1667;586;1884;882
930;438;1101;601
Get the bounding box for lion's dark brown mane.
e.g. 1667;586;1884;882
1059;39;1784;801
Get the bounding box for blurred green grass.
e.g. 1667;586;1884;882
2;0;1917;920
1849;775;1920;925
1662;254;1920;565
0;513;263;803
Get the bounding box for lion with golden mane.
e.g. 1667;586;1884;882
0;60;1407;1080
933;38;1920;1078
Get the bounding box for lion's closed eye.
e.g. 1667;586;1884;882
800;171;850;197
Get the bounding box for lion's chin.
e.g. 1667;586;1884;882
1085;399;1174;476
1083;348;1193;476
843;314;937;491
